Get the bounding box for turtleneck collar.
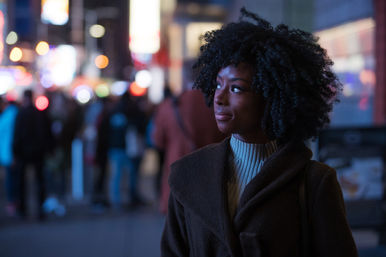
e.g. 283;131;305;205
230;135;278;163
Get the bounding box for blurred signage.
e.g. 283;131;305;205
318;126;386;227
129;0;160;54
0;7;4;64
185;22;222;58
41;0;69;25
325;157;383;200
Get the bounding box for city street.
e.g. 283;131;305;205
0;168;386;257
0;204;165;257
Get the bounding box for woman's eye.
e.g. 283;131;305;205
231;86;242;93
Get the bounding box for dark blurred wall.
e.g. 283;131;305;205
84;0;131;79
6;0;39;42
227;0;313;32
313;0;374;31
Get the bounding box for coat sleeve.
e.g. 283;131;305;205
161;192;189;257
310;168;358;257
152;102;169;151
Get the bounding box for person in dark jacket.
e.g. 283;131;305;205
13;89;51;219
161;8;358;257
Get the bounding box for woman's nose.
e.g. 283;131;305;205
214;87;227;105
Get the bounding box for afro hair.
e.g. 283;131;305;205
193;8;342;144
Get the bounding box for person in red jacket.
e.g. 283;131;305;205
161;8;358;257
153;79;225;214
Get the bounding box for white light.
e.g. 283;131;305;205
111;81;128;96
148;67;164;104
347;55;364;72
5;31;18;45
40;73;54;88
38;45;77;87
41;0;69;25
135;70;152;88
0;71;15;95
89;24;105;38
343;84;354;97
129;0;160;54
74;85;93;104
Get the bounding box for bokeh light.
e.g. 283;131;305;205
0;72;14;95
10;47;23;62
40;72;54;88
89;24;105;38
95;84;110;98
41;0;69;25
94;55;109;69
35;96;50;111
135;70;152;88
36;41;50;55
111;81;128;96
129;82;147;96
73;85;93;104
5;31;18;45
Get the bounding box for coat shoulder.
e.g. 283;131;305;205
169;138;229;188
172;141;223;167
307;160;337;184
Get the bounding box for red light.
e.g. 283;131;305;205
35;96;49;111
6;90;17;102
129;82;147;96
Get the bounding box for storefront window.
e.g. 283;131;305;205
315;18;375;126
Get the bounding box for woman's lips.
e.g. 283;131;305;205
215;112;232;121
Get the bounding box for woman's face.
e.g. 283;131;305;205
214;63;268;143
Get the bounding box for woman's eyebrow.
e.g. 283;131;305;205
216;75;250;83
230;77;251;83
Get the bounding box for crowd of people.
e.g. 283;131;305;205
0;89;83;219
0;78;224;220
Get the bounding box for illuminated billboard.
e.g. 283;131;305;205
41;0;69;25
129;0;160;54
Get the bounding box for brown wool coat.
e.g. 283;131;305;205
161;138;358;257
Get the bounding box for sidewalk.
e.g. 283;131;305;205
0;204;165;257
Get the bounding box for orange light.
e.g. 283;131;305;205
359;69;376;86
35;41;50;55
94;55;109;69
35;96;49;111
129;82;147;96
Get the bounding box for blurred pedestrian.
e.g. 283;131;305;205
105;92;146;209
161;8;358;257
92;96;112;208
0;98;18;216
152;64;225;214
13;89;51;219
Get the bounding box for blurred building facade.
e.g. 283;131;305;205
0;0;384;125
227;0;384;126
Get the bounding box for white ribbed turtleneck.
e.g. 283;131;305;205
227;135;278;218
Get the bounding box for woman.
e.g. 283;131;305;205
161;8;358;257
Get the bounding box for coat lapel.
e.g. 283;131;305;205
169;138;238;256
234;140;312;230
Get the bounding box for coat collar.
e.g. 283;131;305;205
169;138;237;255
169;138;312;255
234;140;312;230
